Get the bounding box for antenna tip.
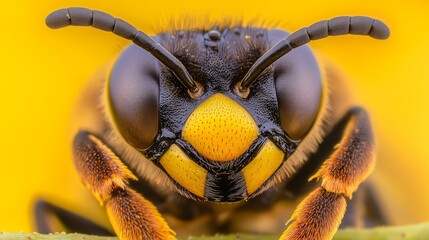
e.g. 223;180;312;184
370;19;390;40
46;9;71;29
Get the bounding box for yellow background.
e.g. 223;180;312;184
1;0;428;233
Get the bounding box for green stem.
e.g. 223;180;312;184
1;223;429;240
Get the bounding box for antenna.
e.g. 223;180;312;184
238;16;390;92
46;7;203;96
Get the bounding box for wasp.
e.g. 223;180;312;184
36;7;390;240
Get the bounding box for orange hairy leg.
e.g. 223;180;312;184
281;107;375;240
73;131;176;240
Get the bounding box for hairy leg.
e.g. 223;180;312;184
281;107;375;240
73;130;176;240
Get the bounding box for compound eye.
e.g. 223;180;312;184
108;44;159;150
269;30;323;140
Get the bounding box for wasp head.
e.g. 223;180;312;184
46;8;389;202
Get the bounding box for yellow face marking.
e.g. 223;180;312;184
242;140;285;195
160;144;207;198
182;93;259;162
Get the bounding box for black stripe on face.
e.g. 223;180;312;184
143;123;299;202
204;171;247;202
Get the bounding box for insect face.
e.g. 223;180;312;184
44;9;390;239
109;27;301;201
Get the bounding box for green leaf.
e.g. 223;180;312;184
2;223;429;240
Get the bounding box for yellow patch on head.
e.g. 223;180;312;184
160;144;207;198
242;140;284;195
182;93;259;162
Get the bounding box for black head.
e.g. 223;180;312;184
46;8;390;201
